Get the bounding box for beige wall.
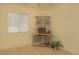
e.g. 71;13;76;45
47;4;79;54
0;4;51;50
1;3;79;54
0;4;45;50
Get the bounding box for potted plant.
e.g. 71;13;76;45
51;41;63;50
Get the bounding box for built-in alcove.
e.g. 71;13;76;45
33;16;51;47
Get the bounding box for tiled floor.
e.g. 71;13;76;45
0;46;72;55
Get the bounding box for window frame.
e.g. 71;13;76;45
8;12;29;33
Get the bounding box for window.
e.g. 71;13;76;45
8;12;28;32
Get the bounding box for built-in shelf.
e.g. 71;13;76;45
33;16;51;47
36;34;50;36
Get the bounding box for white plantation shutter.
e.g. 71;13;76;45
20;15;28;32
8;12;28;32
8;12;20;32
